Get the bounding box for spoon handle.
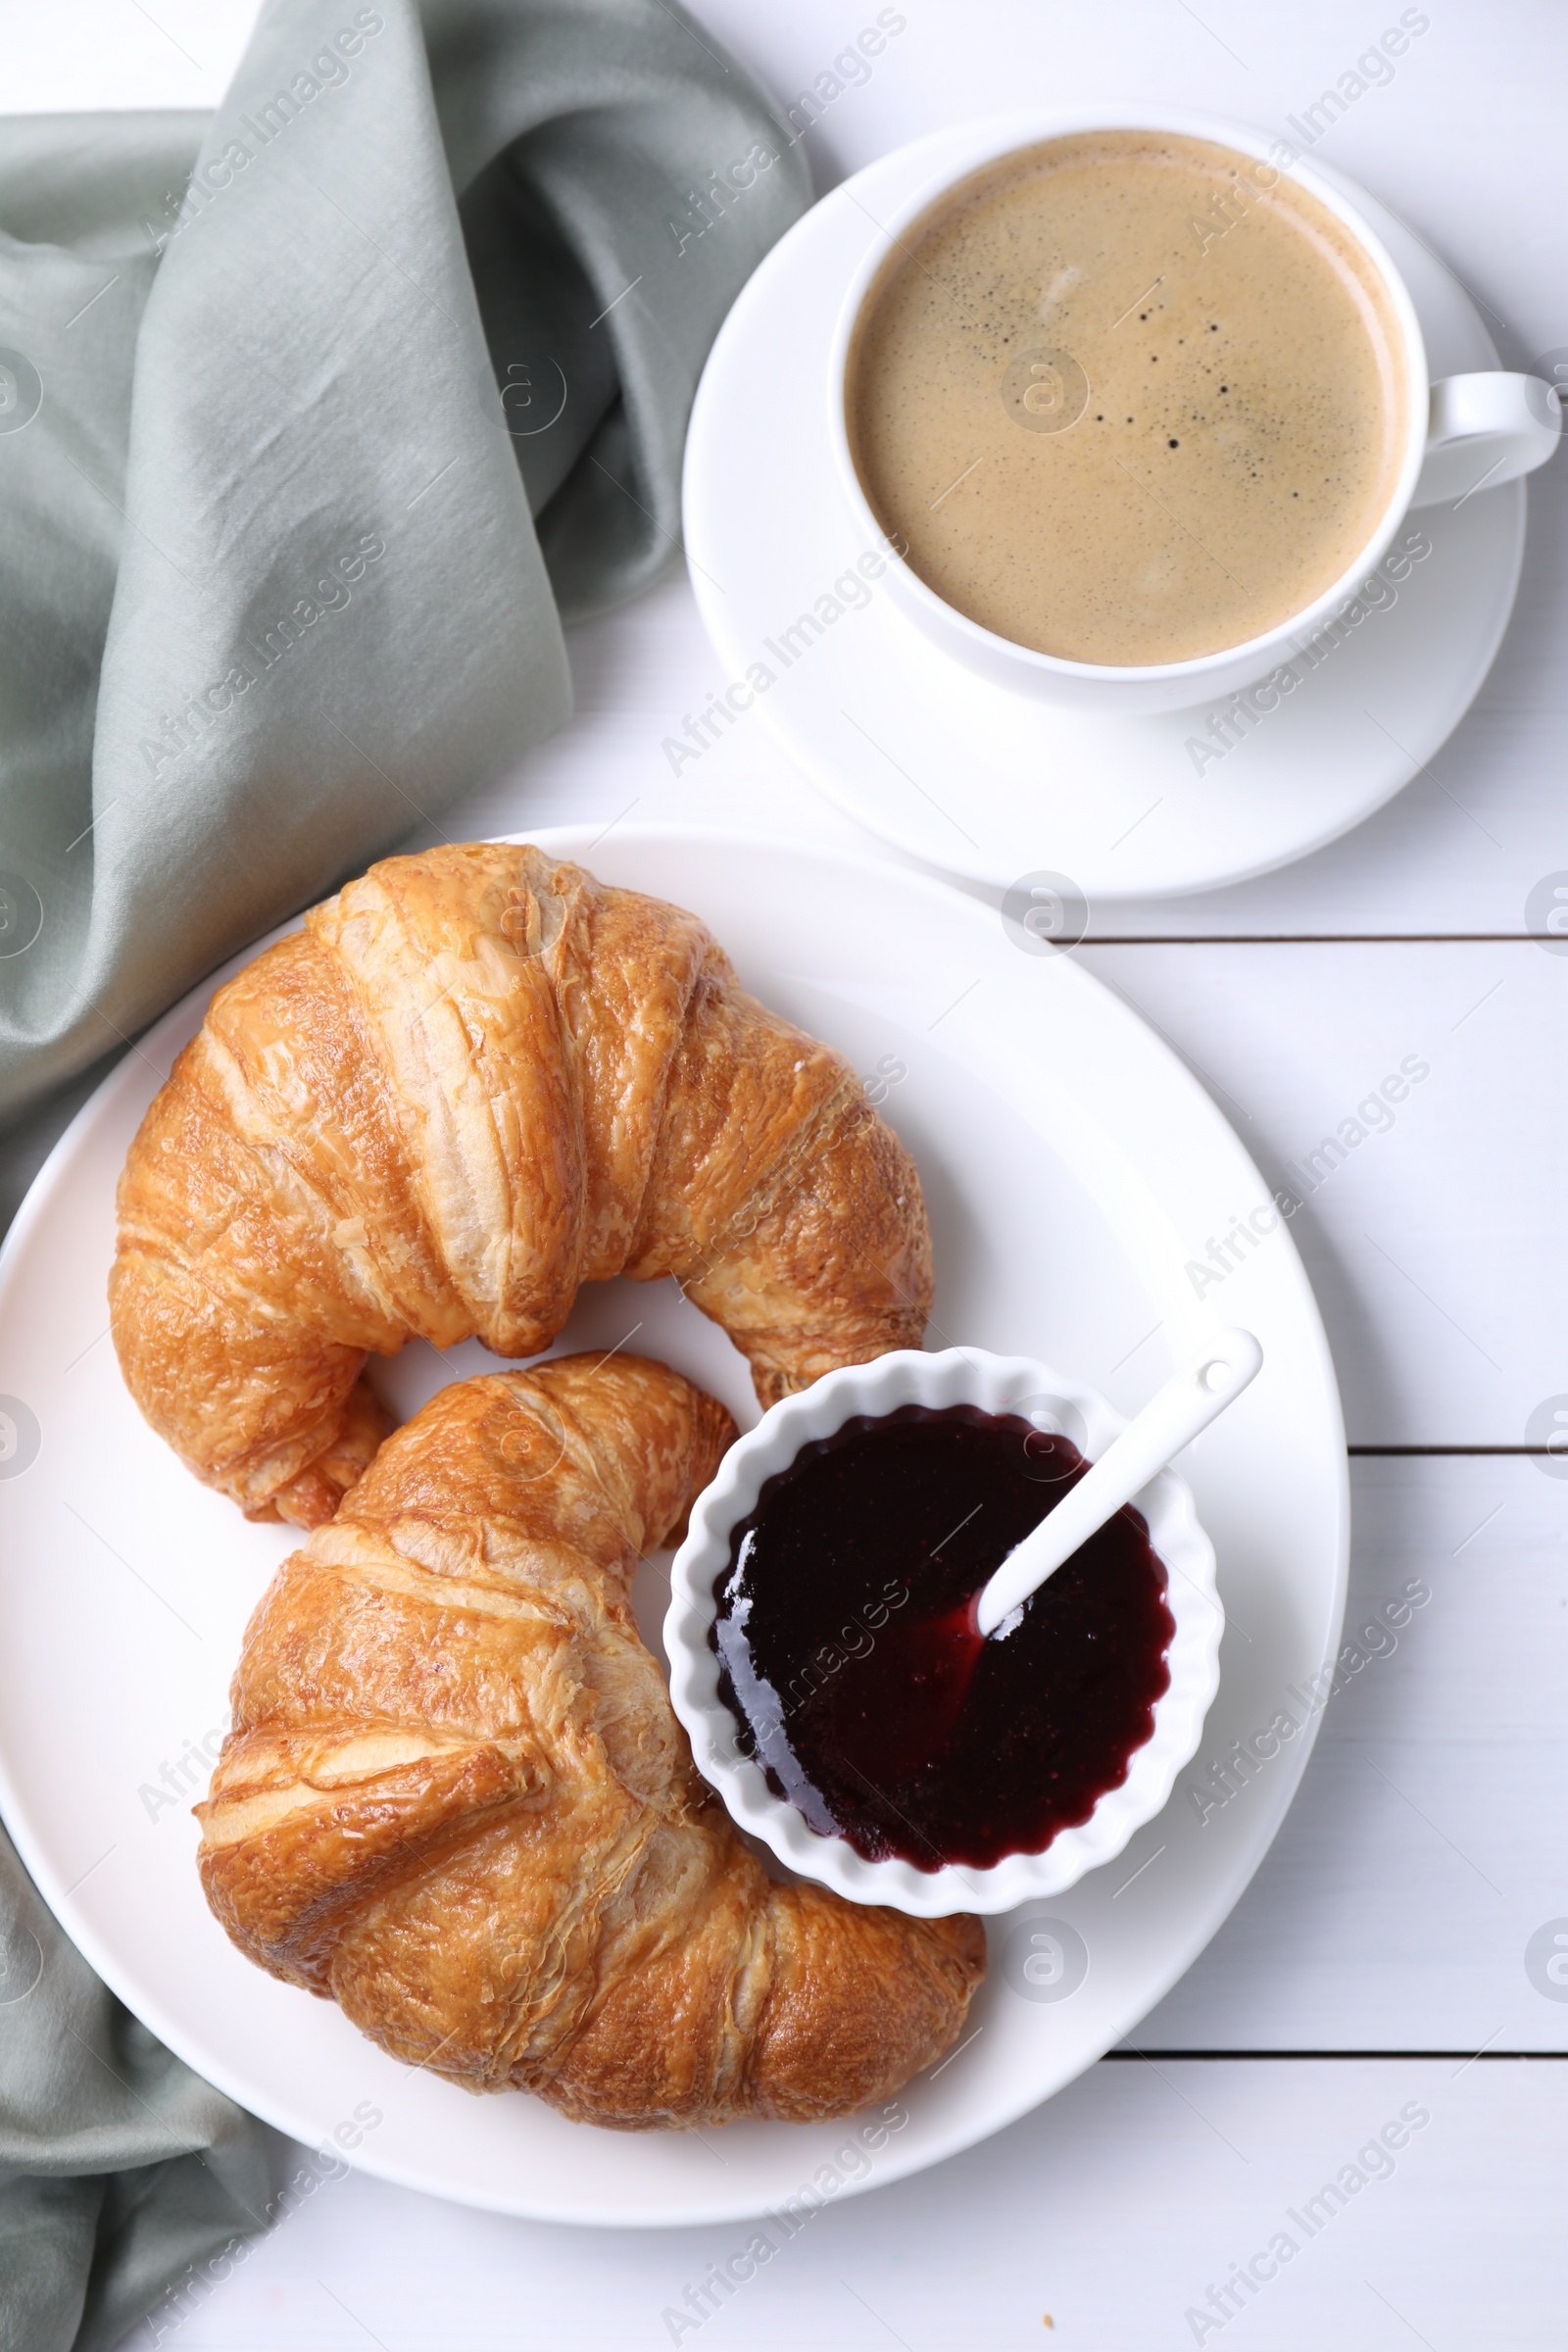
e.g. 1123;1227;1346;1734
974;1328;1263;1637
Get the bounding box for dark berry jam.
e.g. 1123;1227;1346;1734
710;1402;1173;1873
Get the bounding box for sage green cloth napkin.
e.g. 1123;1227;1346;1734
0;0;808;1165
0;2;808;2342
0;1827;270;2352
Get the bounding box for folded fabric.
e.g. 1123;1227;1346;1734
0;0;808;1186
0;3;809;2343
0;1825;270;2352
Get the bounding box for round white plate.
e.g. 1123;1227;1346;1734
682;118;1527;899
0;829;1347;2225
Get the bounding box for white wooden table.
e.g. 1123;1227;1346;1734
12;1;1565;2344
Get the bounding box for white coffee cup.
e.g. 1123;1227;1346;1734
827;109;1562;714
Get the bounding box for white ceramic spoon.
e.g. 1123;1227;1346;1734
974;1327;1264;1638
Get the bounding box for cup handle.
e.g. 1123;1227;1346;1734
1411;371;1562;509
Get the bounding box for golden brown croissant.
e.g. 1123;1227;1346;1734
197;1354;984;2128
111;843;932;1527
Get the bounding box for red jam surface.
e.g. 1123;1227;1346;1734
711;1402;1174;1872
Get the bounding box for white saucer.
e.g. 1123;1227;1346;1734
0;830;1346;2225
682;122;1526;900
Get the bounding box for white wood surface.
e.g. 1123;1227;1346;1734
119;2058;1568;2351
1144;1455;1568;2053
4;0;1564;2344
1077;944;1568;1445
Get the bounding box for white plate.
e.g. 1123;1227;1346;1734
0;829;1347;2225
682;121;1526;899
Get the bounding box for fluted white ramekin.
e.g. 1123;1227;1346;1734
664;1348;1224;1918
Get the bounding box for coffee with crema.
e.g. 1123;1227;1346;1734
845;131;1408;667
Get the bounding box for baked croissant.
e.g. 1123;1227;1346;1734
111;844;931;1528
197;1354;984;2127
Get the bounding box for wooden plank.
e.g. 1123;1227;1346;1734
0;0;257;110
122;2056;1567;2350
1144;1455;1568;2052
1076;940;1568;1446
